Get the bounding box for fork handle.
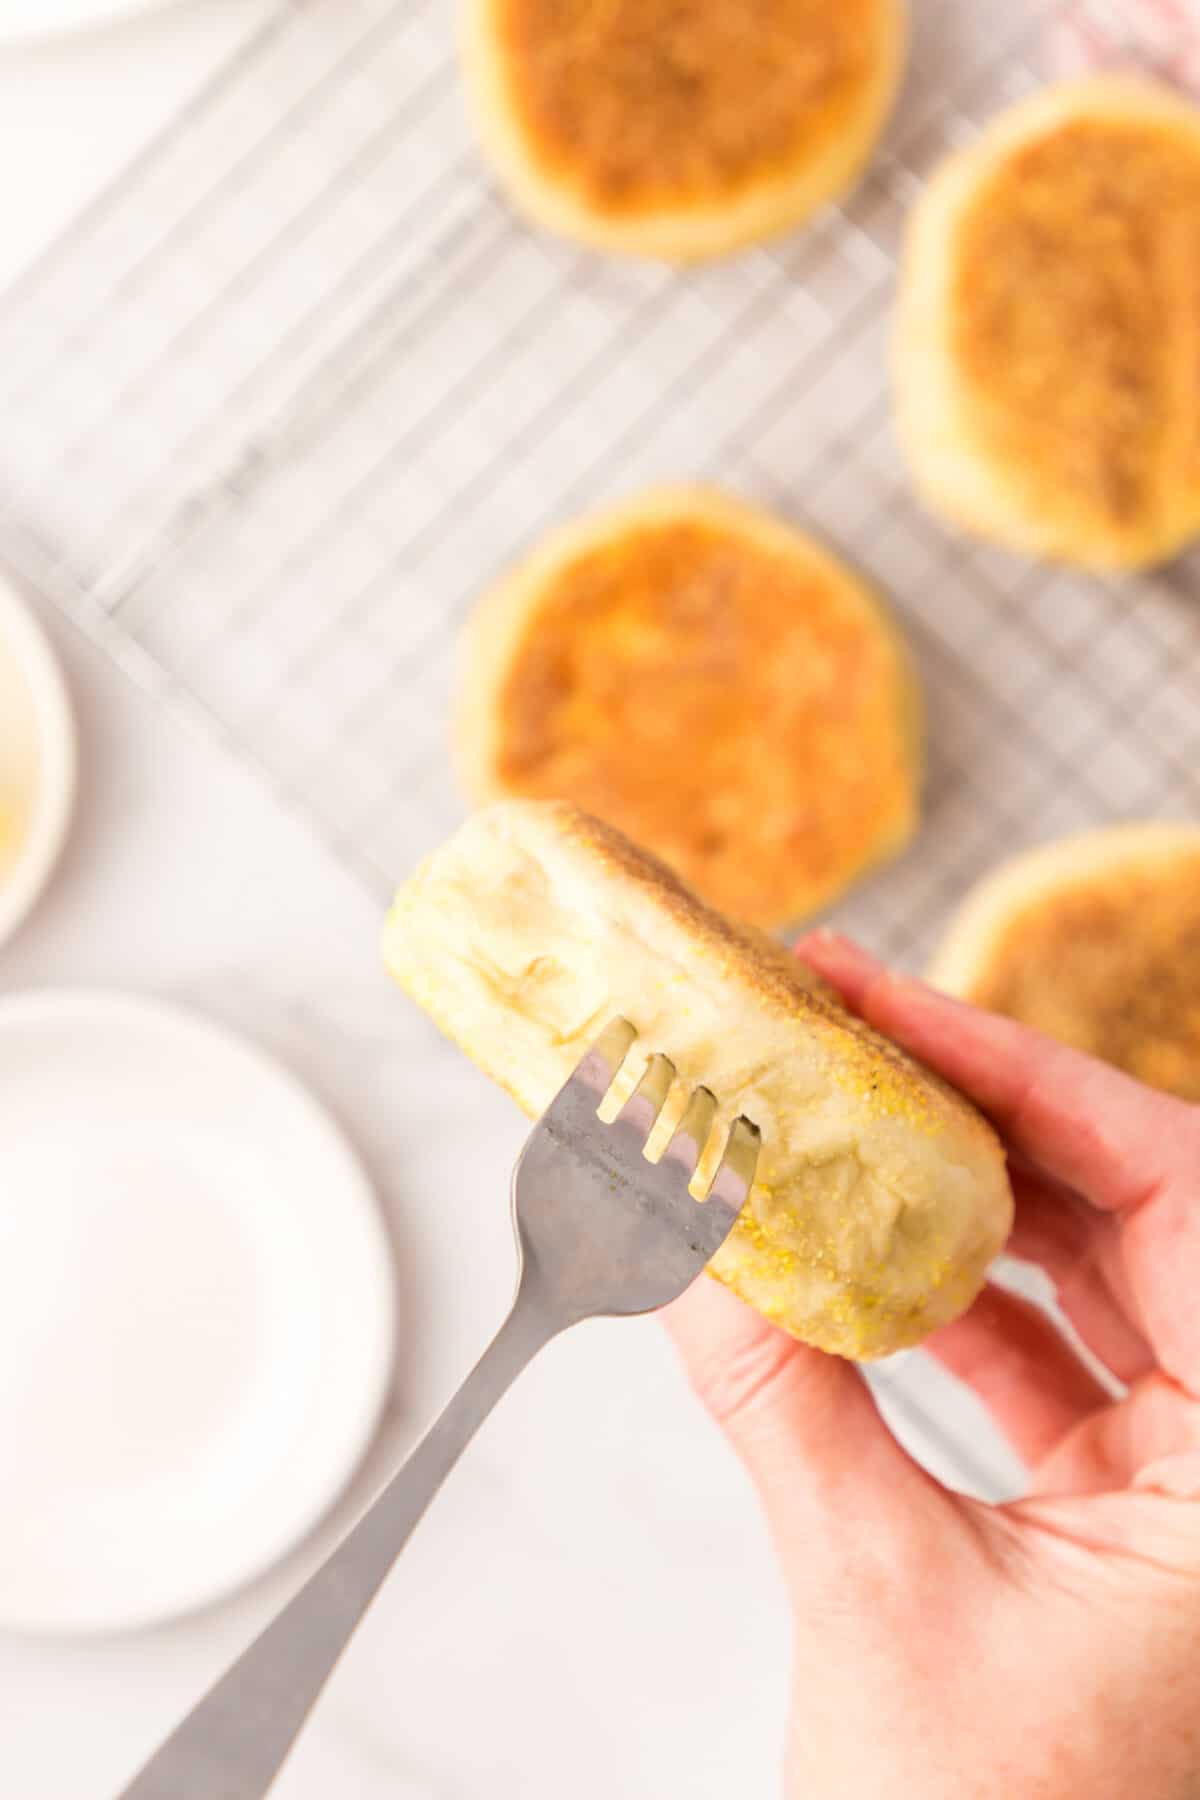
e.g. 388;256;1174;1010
119;1288;561;1800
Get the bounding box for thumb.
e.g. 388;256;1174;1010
664;1275;954;1587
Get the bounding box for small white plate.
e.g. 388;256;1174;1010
0;990;396;1635
0;581;75;947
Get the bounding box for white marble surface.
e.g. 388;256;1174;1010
0;8;1017;1797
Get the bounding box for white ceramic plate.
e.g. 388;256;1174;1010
0;581;75;948
0;0;184;40
0;991;396;1635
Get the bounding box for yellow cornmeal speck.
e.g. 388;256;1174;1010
735;1207;796;1269
828;1052;938;1131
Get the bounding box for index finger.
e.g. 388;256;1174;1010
798;931;1198;1216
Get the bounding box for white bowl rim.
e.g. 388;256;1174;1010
0;579;76;948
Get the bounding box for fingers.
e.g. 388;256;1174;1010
1009;1167;1156;1384
1121;1182;1200;1398
1003;1160;1092;1269
799;933;1200;1393
663;1275;953;1587
1029;1371;1200;1499
798;932;1197;1218
927;1283;1111;1470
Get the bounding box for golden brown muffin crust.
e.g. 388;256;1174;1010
954;117;1200;544
386;800;1012;1355
971;853;1200;1102
490;518;918;927
494;0;886;215
554;804;987;1138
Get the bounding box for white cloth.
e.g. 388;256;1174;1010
1053;0;1200;96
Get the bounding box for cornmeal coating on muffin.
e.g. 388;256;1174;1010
387;801;1012;1358
932;825;1200;1102
457;487;922;930
897;78;1200;568
462;0;905;258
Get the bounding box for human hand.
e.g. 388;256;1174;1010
665;933;1200;1800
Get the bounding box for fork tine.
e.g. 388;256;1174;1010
662;1085;716;1183
702;1116;761;1231
527;1030;758;1312
591;1017;638;1084
716;1116;761;1190
565;1018;638;1110
616;1052;677;1147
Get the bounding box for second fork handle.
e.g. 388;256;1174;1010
119;1287;563;1800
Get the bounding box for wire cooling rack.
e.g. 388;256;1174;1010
0;0;1193;1500
0;0;1197;967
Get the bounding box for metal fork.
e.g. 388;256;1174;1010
120;1019;759;1800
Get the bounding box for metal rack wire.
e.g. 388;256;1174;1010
1;0;1194;969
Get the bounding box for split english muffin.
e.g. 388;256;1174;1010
385;800;1013;1359
461;0;906;260
457;486;923;931
931;823;1200;1103
896;77;1200;570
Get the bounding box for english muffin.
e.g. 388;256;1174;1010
458;486;922;930
931;824;1200;1102
896;78;1200;569
385;800;1013;1359
462;0;906;260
